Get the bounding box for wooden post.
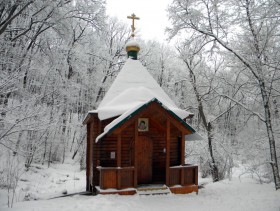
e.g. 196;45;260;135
96;120;100;189
117;133;121;189
86;124;90;191
195;166;198;186
181;132;185;165
180;132;185;186
90;122;94;190
99;169;103;189
117;133;121;167
166;119;170;186
180;168;184;186
134;121;138;188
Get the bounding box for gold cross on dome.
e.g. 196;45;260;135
127;13;140;37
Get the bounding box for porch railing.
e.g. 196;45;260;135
97;166;135;189
169;164;198;186
97;164;198;190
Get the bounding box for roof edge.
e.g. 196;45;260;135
82;111;98;125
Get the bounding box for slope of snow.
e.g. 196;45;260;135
95;59;191;120
0;159;85;208
1;165;279;211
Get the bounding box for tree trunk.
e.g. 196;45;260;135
188;64;220;182
207;122;219;182
259;80;280;190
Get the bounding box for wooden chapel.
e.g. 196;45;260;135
83;14;203;195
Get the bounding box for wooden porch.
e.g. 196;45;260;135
96;164;198;195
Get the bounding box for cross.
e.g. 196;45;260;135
127;13;140;37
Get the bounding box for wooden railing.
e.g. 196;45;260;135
169;164;198;186
97;164;198;190
97;166;135;190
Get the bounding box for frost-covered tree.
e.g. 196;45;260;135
0;0;106;168
92;17;131;105
167;0;280;189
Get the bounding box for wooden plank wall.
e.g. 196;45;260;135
121;124;134;167
98;135;117;167
169;168;181;185
145;119;165;183
184;167;196;185
92;111;184;187
170;124;182;166
99;118;119;165
87;116;116;187
92;117;119;187
100;169;117;189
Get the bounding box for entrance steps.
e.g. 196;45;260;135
136;184;171;196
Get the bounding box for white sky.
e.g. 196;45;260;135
106;0;172;42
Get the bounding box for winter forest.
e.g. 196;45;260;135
0;0;280;210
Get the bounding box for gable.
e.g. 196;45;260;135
96;98;196;143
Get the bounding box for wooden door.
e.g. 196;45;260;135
137;136;153;184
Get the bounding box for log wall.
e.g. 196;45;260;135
88;101;191;190
92;117;183;186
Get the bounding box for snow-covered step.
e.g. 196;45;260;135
137;184;171;196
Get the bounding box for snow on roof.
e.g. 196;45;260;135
98;87;190;120
96;100;147;142
89;110;98;114
96;58;191;120
125;39;140;48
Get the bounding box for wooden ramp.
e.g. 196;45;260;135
136;184;171;196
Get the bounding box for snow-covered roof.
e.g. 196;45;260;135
95;58;191;120
96;98;201;143
96;99;148;142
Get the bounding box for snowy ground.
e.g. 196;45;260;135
0;159;85;208
1;161;280;211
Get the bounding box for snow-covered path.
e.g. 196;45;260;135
1;177;279;211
